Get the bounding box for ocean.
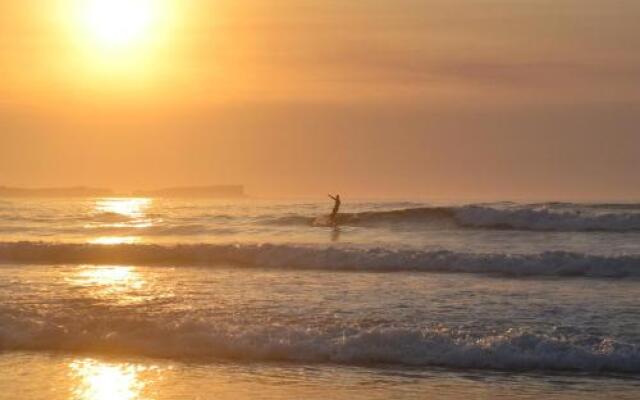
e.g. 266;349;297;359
0;197;639;399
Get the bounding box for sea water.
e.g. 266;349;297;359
0;198;639;399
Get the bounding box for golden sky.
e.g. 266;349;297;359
1;0;639;199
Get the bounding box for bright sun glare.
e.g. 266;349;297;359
96;198;151;217
81;0;156;50
71;360;145;400
64;0;177;83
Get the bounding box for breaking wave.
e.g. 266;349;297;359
1;242;639;278
1;315;638;373
268;204;640;232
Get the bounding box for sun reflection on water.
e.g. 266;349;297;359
90;236;142;245
96;198;152;218
76;266;144;288
67;266;147;304
87;198;155;241
70;360;146;400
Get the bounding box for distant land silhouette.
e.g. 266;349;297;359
0;185;245;198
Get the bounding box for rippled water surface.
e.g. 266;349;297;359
1;198;639;398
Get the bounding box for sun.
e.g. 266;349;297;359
60;0;178;86
81;0;157;50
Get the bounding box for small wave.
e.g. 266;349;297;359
266;208;455;227
455;206;640;232
263;215;316;226
338;207;455;226
0;316;638;372
66;224;233;236
89;212;133;223
143;224;213;236
1;242;639;278
583;203;640;210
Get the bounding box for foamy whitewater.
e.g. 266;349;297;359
1;198;639;399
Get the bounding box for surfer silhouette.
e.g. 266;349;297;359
328;194;341;223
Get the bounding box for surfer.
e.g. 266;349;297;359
328;194;341;222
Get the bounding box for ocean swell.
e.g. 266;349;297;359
1;315;638;373
455;205;640;232
267;205;640;232
1;242;639;278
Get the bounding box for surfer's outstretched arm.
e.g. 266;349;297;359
328;194;337;200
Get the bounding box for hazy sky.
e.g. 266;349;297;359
1;0;639;199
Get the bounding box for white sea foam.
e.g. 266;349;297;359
0;315;638;372
1;242;639;277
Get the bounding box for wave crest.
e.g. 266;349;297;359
1;242;639;278
1;315;638;372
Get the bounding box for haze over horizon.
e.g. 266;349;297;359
1;0;639;200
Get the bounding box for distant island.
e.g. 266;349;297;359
0;185;246;198
133;185;246;198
